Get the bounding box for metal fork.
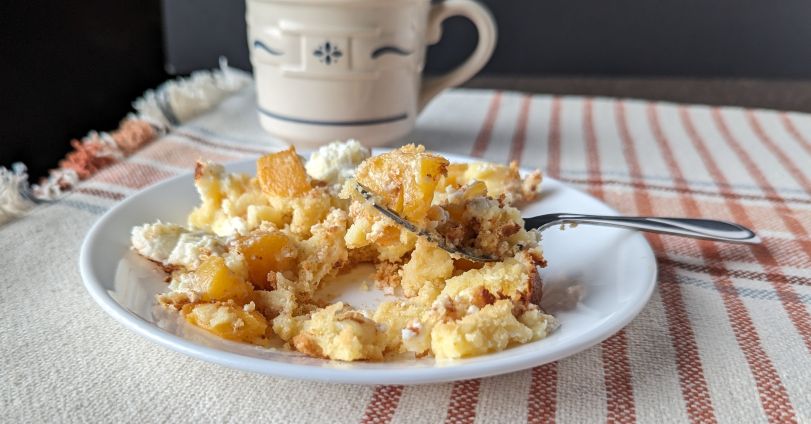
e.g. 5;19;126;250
354;182;760;262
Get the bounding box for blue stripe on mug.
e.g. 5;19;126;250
371;46;413;59
258;108;408;126
253;40;284;56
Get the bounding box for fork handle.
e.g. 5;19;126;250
526;214;761;244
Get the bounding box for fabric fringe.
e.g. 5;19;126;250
1;59;253;224
134;57;251;128
0;164;35;225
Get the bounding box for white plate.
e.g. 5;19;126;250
80;152;657;385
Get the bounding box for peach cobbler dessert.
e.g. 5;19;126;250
131;141;558;361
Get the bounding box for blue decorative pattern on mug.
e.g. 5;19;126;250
313;41;343;65
253;40;284;56
371;46;413;59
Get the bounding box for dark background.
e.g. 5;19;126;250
164;0;811;78
0;1;166;179
3;0;811;178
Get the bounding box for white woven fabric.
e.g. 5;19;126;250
2;86;811;423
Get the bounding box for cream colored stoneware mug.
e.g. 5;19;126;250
246;0;497;147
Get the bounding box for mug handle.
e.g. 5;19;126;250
418;0;497;112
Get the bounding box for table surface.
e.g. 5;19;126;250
2;79;810;423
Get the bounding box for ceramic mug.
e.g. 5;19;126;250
246;0;497;147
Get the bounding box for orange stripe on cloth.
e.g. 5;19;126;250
545;96;563;178
746;111;811;195
470;91;502;158
360;385;404;424
657;263;718;423
714;279;798;424
711;110;811;350
583;98;604;200
685;107;802;420
753;236;811;270
660;252;811;287
712;108;811;342
445;379;481;424
527;363;557;424
597;101;649;423
582;99;636;421
75;187;126;201
602;330;636;424
137;138;240;169
780;113;811;159
556;177;811;206
671;108;799;422
93;161;176;189
711;110;811;246
508;94;533;165
646;103;719;422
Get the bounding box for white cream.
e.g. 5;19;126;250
131;221;225;269
131;222;185;264
212;216;249;237
168;232;226;269
305;140;370;189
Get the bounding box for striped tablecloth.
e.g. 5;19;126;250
2;78;810;423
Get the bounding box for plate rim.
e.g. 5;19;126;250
79;153;657;385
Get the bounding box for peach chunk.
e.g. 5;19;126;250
257;147;311;197
183;302;269;345
236;231;298;289
193;256;253;302
355;144;449;223
443;163;469;188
